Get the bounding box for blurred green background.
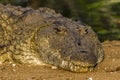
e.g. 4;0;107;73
0;0;120;42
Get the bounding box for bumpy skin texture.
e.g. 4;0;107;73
0;4;104;72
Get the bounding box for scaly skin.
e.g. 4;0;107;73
0;4;104;72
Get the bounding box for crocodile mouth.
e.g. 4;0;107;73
69;63;95;72
60;60;96;72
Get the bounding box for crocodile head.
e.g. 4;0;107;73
0;4;104;72
35;19;104;72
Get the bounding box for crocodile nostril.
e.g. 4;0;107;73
78;42;81;46
80;50;88;53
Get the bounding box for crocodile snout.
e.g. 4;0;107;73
59;50;98;72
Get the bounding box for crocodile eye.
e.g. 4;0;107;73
84;29;88;34
53;27;67;35
76;27;88;35
53;27;61;33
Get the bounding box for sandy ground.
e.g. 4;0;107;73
0;41;120;80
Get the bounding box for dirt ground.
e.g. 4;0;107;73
0;41;120;80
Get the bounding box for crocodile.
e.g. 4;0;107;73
0;4;104;72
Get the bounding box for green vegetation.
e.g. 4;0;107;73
0;0;120;41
